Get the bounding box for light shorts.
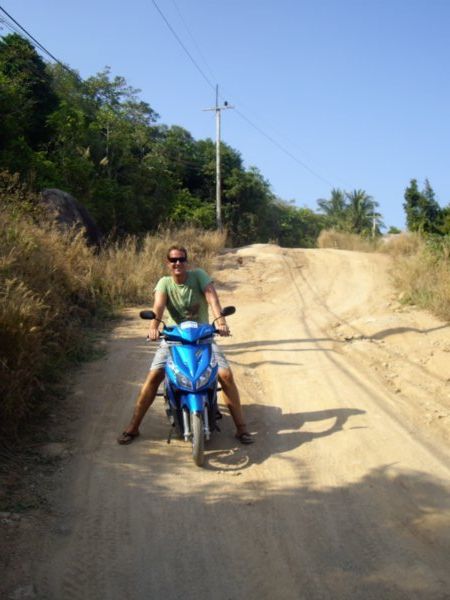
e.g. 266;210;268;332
150;340;230;371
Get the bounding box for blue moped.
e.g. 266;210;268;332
140;306;236;466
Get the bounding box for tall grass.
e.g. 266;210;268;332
1;209;107;433
0;201;226;435
378;232;423;257
382;233;450;320
317;229;380;252
94;227;226;306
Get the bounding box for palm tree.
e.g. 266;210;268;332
317;188;347;229
345;189;383;236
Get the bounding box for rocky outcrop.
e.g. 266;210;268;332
40;189;102;246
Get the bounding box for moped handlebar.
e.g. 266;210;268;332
140;306;235;336
146;329;220;342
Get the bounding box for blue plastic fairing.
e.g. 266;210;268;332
163;322;215;344
181;392;208;413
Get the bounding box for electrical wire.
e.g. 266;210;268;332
1;3;346;191
233;108;335;188
217;84;352;190
0;5;76;76
0;14;23;37
151;0;216;92
150;0;343;190
171;0;217;84
0;15;21;35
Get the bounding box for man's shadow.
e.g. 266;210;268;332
204;404;366;471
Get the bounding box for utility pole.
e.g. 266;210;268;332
203;85;234;230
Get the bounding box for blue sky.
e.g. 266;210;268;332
2;0;450;229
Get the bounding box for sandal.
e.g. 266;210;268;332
117;431;140;445
235;431;254;445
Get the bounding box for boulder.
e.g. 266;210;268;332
40;188;103;246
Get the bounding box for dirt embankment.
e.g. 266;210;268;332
2;245;449;600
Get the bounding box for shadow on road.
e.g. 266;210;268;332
99;441;450;599
203;404;366;471
370;323;449;340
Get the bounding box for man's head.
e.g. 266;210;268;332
166;245;188;278
166;245;188;262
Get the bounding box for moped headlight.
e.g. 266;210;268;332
176;373;194;390
196;366;213;390
167;358;193;390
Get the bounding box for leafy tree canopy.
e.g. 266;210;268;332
403;178;443;234
0;32;389;247
317;188;383;236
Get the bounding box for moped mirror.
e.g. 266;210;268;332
140;310;156;320
221;306;236;317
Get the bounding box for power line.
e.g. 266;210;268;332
171;0;217;84
151;0;216;92
150;1;342;191
234;108;335;189
0;14;22;37
0;3;346;192
0;5;75;76
217;84;352;190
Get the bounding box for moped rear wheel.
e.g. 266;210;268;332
191;412;205;467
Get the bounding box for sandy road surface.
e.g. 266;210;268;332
5;245;450;599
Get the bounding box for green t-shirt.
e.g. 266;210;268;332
154;268;213;325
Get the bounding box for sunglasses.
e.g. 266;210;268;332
168;256;187;264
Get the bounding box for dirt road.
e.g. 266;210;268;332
4;245;450;599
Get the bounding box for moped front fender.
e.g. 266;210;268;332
180;392;207;413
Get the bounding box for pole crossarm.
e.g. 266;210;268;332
202;105;235;112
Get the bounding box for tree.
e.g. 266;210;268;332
440;206;450;235
345;189;383;236
224;167;274;244
269;201;325;247
403;178;442;234
0;34;58;178
317;188;347;229
1;37;334;242
317;188;383;235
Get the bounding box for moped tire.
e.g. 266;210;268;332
191;412;205;467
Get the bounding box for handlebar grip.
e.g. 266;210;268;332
146;332;162;341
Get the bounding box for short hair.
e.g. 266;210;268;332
167;245;188;261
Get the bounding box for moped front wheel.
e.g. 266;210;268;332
191;412;205;467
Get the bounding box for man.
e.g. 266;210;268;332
117;244;253;445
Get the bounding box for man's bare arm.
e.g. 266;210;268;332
204;283;230;336
148;290;167;340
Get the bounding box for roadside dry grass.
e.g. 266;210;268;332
0;202;226;436
382;234;450;321
317;229;379;252
1;210;101;432
94;227;225;306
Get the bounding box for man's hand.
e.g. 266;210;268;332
148;327;160;341
216;323;231;337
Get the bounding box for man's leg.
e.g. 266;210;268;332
218;367;253;443
117;368;165;444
